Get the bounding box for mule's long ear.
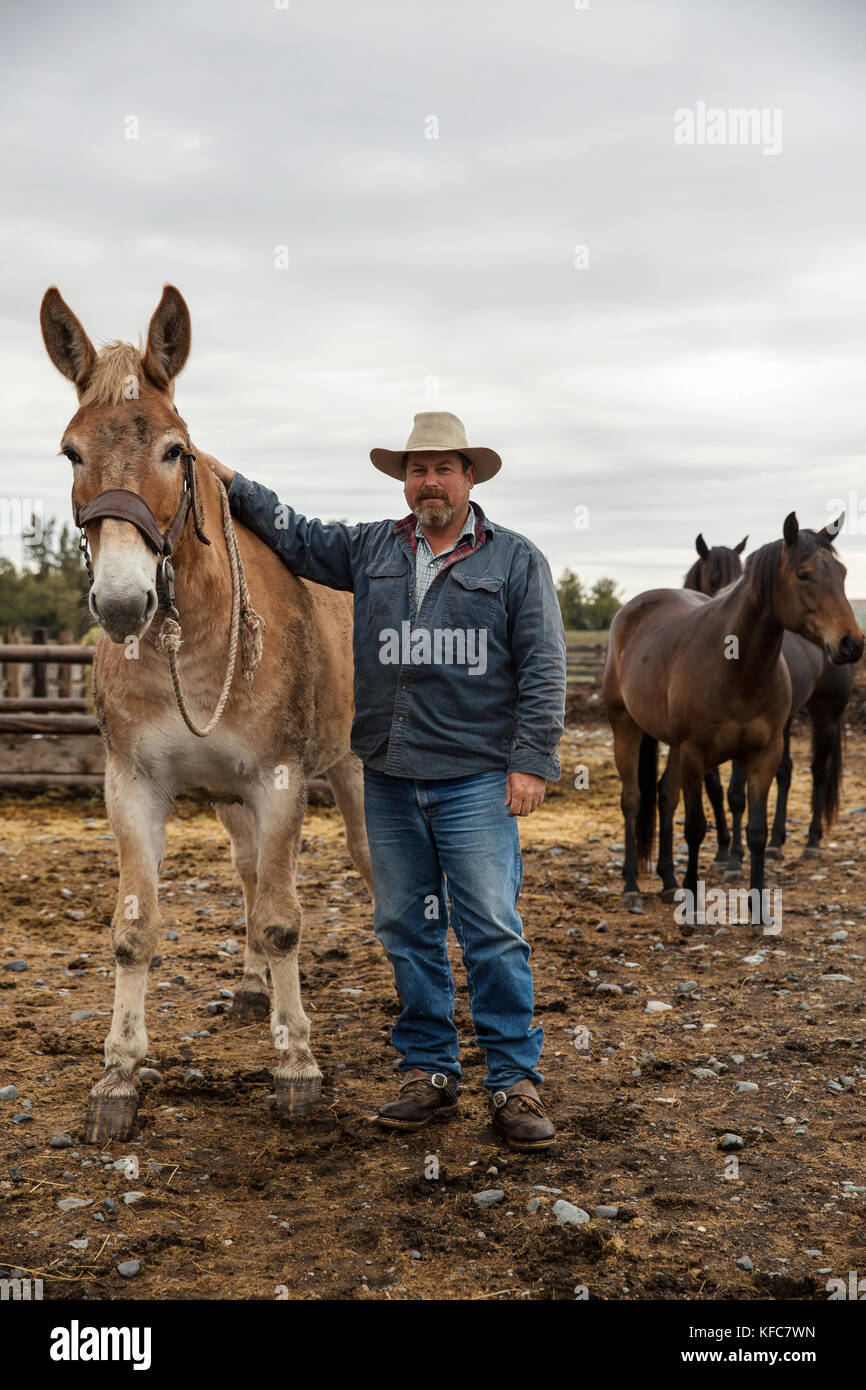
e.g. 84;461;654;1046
142;285;191;390
40;287;96;394
783;512;799;546
819;513;844;545
735;535;748;554
695;533;709;559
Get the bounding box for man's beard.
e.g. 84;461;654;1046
414;495;455;527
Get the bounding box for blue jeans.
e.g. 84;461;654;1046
362;766;544;1092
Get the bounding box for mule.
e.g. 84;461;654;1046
41;284;373;1141
602;515;862;929
686;534;855;870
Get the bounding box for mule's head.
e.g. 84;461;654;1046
41;285;194;643
747;512;863;664
684;533;747;596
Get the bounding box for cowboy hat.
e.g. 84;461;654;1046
370;411;502;484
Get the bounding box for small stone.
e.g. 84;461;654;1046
677;981;699;994
184;1069;204;1083
473;1189;505;1208
736;1082;759;1093
730;1054;745;1065
70;1010;93;1022
691;1068;717;1081
0;1085;19;1101
117;1260;141;1278
139;1068;163;1083
57;1196;92;1212
3;960;27;972
594;1205;618;1219
218;988;233;1000
123;1191;145;1204
719;1133;744;1151
527;1197;540;1213
166;930;179;941
218;940;239;955
102;1198;117;1216
533;1185;563;1195
838;1076;856;1088
206;1001;229;1015
646;1001;672;1014
11;1113;33;1124
553;1200;590;1226
69;1238;89;1250
49;1132;74;1148
736;1255;753;1272
596;982;622;995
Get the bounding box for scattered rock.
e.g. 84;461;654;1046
48;1133;74;1148
117;1260;141;1278
553;1200;590;1226
473;1189;505;1208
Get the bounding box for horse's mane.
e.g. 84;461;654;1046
79;340;145;407
744;529;836;606
684;547;743;594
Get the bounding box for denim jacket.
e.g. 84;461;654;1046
227;471;566;781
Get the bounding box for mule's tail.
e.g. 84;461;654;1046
636;734;658;871
817;717;845;828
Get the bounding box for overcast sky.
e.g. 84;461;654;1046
2;0;865;601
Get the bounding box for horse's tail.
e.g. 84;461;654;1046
819;716;845;828
636;734;658;871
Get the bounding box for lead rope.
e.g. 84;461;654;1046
155;478;266;737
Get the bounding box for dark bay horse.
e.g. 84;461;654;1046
686;534;855;869
602;515;862;928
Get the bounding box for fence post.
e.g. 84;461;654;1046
32;627;48;698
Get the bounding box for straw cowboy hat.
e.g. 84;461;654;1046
370;411;502;484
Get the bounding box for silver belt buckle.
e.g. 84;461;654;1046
431;1072;448;1089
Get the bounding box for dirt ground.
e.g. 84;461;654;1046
1;714;865;1302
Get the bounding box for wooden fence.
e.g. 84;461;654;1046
0;631;608;791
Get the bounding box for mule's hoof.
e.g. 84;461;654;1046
712;852;729;866
85;1092;138;1144
802;846;821;860
659;886;679;903
231;989;270;1021
274;1073;322;1119
723;864;744;882
765;845;783;860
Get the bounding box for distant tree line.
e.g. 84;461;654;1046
0;515;91;637
556;570;621;631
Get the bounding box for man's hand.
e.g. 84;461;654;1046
505;772;547;817
191;443;234;489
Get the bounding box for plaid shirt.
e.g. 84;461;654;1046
394;502;486;618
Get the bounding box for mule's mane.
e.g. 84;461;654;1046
684;546;743;594
79;340;145;407
744;530;836;606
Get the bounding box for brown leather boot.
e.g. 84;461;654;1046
490;1079;556;1151
377;1069;459;1131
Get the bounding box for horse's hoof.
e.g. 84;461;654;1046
231;989;270;1021
274;1073;322;1118
659;886;679;903
84;1092;138;1144
802;846;821;860
765;845;783;860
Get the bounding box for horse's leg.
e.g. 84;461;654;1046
680;749;707;934
744;741;782;929
252;775;322;1117
766;720;792;858
723;760;747;880
704;767;730;864
610;711;645;911
85;761;169;1142
804;707;837;859
657;746;681;900
214;802;270;1020
325;751;374;898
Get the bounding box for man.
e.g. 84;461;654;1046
200;411;566;1150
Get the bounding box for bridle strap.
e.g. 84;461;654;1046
71;451;210;558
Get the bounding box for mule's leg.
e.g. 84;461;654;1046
85;763;168;1143
679;748;707;935
325;751;374;898
745;741;782;929
704;767;730;864
767;720;792;858
724;760;747;881
610;711;645;911
252;777;322;1118
657;747;681;900
214;802;270;1020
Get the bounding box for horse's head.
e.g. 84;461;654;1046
685;533;747;596
41;285;199;644
747;512;863;664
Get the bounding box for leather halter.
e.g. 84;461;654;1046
71;449;211;559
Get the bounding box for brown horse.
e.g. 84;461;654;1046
603;515;862;928
41;285;373;1141
686;534;855;869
